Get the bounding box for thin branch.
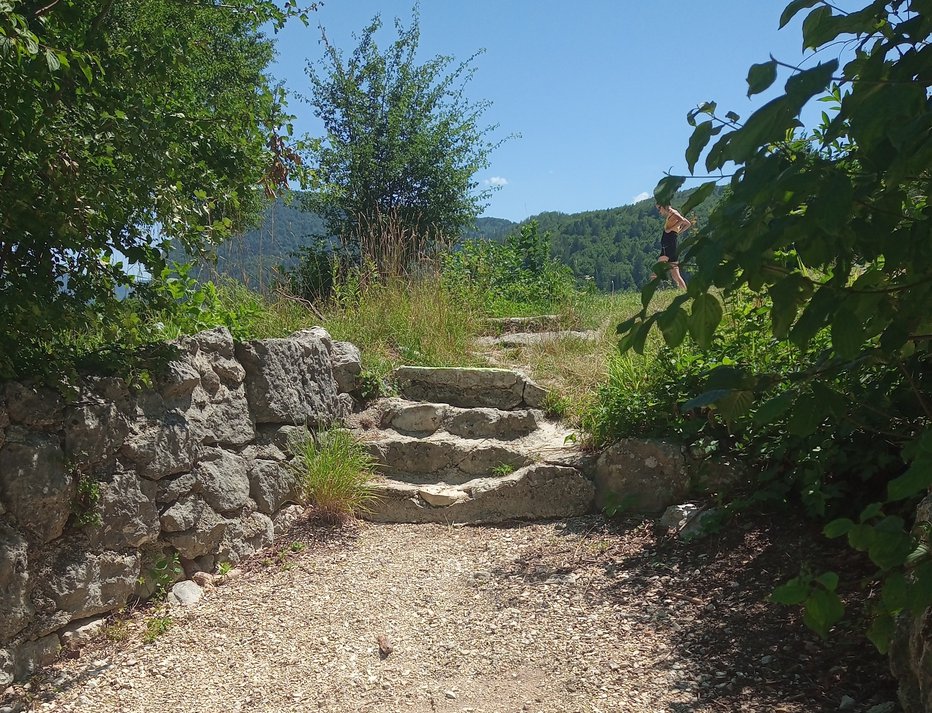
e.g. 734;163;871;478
898;362;932;420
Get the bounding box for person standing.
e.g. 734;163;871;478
653;203;690;290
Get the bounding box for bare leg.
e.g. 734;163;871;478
669;262;687;290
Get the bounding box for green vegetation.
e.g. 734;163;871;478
617;0;932;649
442;221;576;316
289;427;380;522
143;614;172;644
0;0;314;381
302;4;504;275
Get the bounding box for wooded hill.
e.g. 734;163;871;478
195;188;721;292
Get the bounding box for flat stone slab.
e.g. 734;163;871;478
393;366;547;410
483;315;562;334
351;398;542;440
475;330;600;348
364;464;595;524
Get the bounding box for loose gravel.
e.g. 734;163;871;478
5;513;900;713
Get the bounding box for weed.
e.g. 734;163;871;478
289;426;379;522
104;619;131;643
542;390;571;419
143;615;172;644
71;472;102;527
216;561;233;576
147;552;182;600
290;541;305;553
491;463;516;476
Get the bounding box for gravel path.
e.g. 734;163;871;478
11;515;899;713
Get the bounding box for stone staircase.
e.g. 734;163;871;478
347;366;596;524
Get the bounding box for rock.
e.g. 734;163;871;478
659;503;700;530
331;341;362;394
446;408;538;440
87;467;159;549
156;359;201;401
393;366;529;410
156;472;197;505
0;431;73;543
168;580;203;607
245;425;308;462
891;496;932;713
44;548;140;622
0;648;12;688
64;399;129;466
839;695;856;710
366;464;594;524
0;522;33;640
388;403;446;434
190;571;214;590
272;504;306;536
218;511;274;563
121;413;195;481
593;439;689;513
4;383;63;430
59;616;107;648
417;487;470;507
249;459;302;515
161;496;227;560
12;635;60;680
522;378;548;409
193;449;250;514
235;333;340;426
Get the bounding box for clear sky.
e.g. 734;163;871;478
269;2;842;222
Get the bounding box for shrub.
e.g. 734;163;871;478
289;427;379;521
442;221;576;316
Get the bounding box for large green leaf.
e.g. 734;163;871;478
653;175;686;206
803;589;845;638
685;123;719;173
887;430;932;501
688;293;723;349
680;180;717;215
780;0;821;28
657;307;688;348
747;60;778;97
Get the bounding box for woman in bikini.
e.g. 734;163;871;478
653;203;690;290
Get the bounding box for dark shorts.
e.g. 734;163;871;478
660;231;678;263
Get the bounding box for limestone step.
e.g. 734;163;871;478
360;419;581;485
392;366;547;410
362;464;595;524
351;397;542;440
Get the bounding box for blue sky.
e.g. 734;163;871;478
270;2;842;222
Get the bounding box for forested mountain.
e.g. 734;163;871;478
474;188;722;291
193;189;719;292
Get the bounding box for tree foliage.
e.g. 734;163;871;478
302;5;504;271
0;0;314;379
619;0;932;647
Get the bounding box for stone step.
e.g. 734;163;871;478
360;419;581;485
362;464;595;524
392;366;547;410
352;397;542;440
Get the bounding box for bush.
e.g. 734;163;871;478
442;221;576;316
289;427;379;522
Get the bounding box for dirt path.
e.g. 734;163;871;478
13;514;899;713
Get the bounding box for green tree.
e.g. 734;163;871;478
619;0;932;648
0;0;314;378
302;4;504;273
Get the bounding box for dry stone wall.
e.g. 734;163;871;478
0;326;360;685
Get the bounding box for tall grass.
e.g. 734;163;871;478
318;272;488;382
289;427;380;522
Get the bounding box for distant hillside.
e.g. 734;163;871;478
471;188;722;292
187;188;719;292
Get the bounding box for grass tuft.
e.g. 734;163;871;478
289;427;380;522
